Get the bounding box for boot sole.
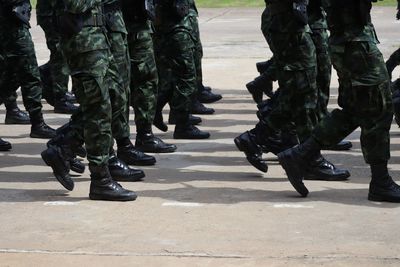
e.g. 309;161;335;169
191;110;215;115
325;143;353;151
277;150;309;197
368;193;400;203
31;133;56;139
199;96;223;104
41;150;74;191
173;134;210;140
234;137;268;173
304;171;350;181
135;145;177;154
0;144;12;151
119;157;157;166
5;119;30;125
89;193;138;201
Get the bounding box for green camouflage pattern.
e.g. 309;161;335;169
0;8;43;119
59;2;112;165
37;4;70;97
312;1;393;164
125;20;158;128
154;5;197;115
309;3;330;118
259;1;319;142
188;0;204;90
104;5;131;141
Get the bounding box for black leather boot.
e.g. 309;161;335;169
369;176;400;202
153;93;170;132
0;138;12;151
198;87;222;104
70;158;85;174
234;131;268;173
135;125;177;153
278;137;322;197
89;164;137;201
54;95;79;114
325;140;353;151
4;100;30;125
191;99;215;115
246;75;273;104
65;92;77;103
256;60;273;74
30;114;56;139
108;152;145;182
304;155;350;181
117;139;156;166
41;145;74;191
173;114;210;139
246;81;263;104
169;112;202;125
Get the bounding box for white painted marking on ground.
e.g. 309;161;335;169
162;202;204;207
44;201;77;206
273;204;314;209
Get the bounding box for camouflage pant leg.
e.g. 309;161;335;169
313;42;392;164
265;68;319;142
158;30;197;114
190;15;204;89
127;21;158;128
0;21;43;117
311;28;331;119
64;48;112;166
263;32;318;142
37;16;69;97
107;31;131;141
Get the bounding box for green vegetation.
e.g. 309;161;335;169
31;0;396;9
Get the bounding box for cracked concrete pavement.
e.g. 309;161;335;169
1;7;400;267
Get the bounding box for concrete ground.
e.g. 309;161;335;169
1;7;400;267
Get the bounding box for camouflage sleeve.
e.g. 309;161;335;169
63;0;103;13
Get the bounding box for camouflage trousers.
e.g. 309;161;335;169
311;27;331;119
313;41;393;164
62;29;113;166
67;30;132;158
127;20;158;128
189;15;204;91
260;31;319;142
0;19;43;118
155;29;197;115
37;15;70;97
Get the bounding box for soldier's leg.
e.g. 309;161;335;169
190;16;221;109
311;28;331;119
1;21;55;139
162;30;209;139
128;21;176;153
38;16;76;114
279;41;400;201
106;28;156;167
0;71;30;125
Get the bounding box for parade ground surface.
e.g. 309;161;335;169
1;7;400;267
